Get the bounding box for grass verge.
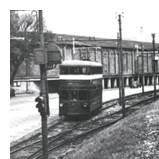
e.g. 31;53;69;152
63;100;159;159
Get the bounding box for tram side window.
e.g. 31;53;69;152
61;90;69;100
60;67;69;74
79;90;88;100
92;67;102;74
70;90;78;100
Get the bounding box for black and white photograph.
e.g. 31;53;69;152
9;0;159;158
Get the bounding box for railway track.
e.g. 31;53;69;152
10;117;65;152
10;90;159;159
10;118;82;153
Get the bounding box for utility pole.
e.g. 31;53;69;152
117;32;122;106
152;33;156;101
141;43;144;95
39;10;49;159
118;14;125;117
34;10;61;159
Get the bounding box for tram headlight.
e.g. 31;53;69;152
60;103;64;107
83;103;88;108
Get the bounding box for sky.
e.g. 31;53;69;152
15;0;159;42
43;0;159;42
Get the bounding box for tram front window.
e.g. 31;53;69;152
60;67;69;74
82;67;87;74
61;90;69;100
79;67;90;74
70;90;89;100
70;67;78;74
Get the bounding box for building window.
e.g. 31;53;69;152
13;81;21;87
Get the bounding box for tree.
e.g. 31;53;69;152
10;11;40;85
10;11;55;86
10;11;19;36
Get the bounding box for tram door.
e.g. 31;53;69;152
68;89;79;114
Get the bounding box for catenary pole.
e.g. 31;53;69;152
117;32;122;106
118;14;125;117
152;33;156;101
140;27;144;95
141;43;144;95
39;10;49;159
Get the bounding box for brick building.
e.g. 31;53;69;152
13;33;159;94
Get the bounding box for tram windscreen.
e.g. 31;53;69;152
60;67;69;74
69;90;89;100
79;67;90;74
70;67;78;74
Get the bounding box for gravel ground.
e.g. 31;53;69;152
63;100;159;159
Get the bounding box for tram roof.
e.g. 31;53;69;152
61;60;102;66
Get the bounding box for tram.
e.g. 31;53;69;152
59;60;103;117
